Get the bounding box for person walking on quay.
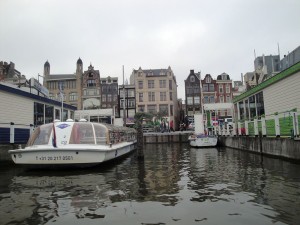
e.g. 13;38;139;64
184;115;189;130
170;120;174;132
160;121;165;133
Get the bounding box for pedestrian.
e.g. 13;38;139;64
170;120;174;132
160;121;164;133
184;115;189;130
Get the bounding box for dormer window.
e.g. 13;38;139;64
190;75;195;82
206;76;211;83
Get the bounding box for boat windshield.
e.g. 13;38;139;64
69;123;95;144
27;123;53;146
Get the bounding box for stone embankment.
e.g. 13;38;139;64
218;136;300;162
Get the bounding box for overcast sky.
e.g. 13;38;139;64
1;0;299;99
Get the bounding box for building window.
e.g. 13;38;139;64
170;105;173;116
87;79;96;87
256;92;265;118
219;95;224;103
120;99;125;108
139;93;143;102
187;97;193;105
128;90;134;97
226;84;230;93
187;87;193;95
45;105;54;124
190;76;195;82
193;85;200;94
169;92;173;101
204;96;209;103
159;80;166;88
148;92;155;101
249;95;256;119
226;95;231;103
34;102;44;126
209;84;214;92
102;95;106;102
148;80;155;88
55;108;60;120
169;80;172;90
203;84;208;92
107;94;112;102
128;99;135;107
160;92;166;101
219;84;223;93
147;105;156;114
69;92;78;101
138;81;143;89
159;104;168;116
113;94;118;102
206;76;211;83
209;96;214;103
194;96;200;104
138;105;145;112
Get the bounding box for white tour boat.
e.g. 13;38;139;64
188;114;218;147
9;119;137;168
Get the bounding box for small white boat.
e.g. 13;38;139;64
188;114;218;147
9;120;137;168
188;133;218;147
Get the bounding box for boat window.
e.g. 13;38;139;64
93;123;108;144
69;123;95;144
27;123;53;146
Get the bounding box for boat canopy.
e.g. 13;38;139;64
27;122;137;147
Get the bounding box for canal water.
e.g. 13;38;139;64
0;144;300;225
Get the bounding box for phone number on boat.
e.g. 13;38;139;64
35;156;74;161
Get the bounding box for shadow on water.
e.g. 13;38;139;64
0;144;300;225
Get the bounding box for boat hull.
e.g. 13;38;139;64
9;142;136;168
189;135;218;147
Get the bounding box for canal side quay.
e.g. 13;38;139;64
143;132;300;162
1;132;300;163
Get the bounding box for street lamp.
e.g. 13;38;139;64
38;74;44;84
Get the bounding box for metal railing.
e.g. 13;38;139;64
217;109;299;139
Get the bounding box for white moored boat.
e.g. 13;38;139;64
188;114;218;147
188;133;218;147
9;120;137;168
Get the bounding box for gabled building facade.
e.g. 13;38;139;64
130;66;179;129
81;64;101;110
184;70;202;118
43;58;101;110
119;84;136;126
100;76;118;109
215;72;233;118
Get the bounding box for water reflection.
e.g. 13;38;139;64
0;144;300;225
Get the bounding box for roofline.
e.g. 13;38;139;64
233;61;300;103
0;83;77;110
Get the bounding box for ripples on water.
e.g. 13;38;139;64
0;144;300;225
